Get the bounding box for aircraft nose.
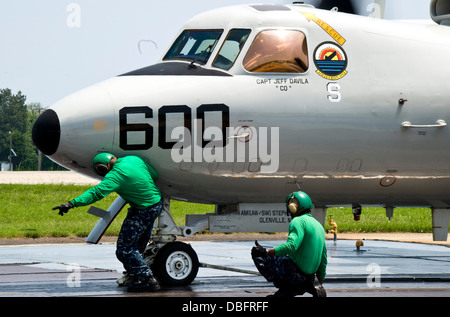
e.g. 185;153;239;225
32;109;61;156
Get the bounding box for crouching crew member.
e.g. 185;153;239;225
252;191;327;297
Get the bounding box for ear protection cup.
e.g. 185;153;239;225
287;198;299;216
288;202;298;215
286;193;299;216
92;153;115;176
94;163;109;177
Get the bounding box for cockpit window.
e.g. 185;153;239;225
163;29;223;65
212;29;251;70
243;30;309;73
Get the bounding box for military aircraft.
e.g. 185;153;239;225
32;0;450;285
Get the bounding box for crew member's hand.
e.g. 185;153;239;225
52;202;74;216
251;240;268;258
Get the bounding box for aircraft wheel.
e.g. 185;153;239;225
151;241;199;286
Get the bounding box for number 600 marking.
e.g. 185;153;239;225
119;104;229;150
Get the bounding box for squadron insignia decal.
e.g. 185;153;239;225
314;42;348;80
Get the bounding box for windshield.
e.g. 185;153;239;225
243;30;309;73
212;29;251;70
163;30;223;65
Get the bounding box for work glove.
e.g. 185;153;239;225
52;202;74;216
251;240;268;258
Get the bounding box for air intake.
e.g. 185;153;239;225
32;109;60;156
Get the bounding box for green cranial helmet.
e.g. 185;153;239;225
92;153;115;176
286;191;313;216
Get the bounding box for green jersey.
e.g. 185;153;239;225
274;213;327;280
71;156;161;209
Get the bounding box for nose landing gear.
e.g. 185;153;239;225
151;241;199;286
86;197;208;287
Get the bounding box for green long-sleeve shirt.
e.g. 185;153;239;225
274;213;327;281
70;156;161;209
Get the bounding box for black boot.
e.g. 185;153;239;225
307;276;326;297
127;275;160;293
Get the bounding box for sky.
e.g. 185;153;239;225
0;0;430;107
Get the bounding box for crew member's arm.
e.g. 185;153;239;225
70;180;116;207
53;174;120;215
316;243;327;285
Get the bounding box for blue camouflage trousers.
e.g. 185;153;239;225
116;199;163;283
252;255;315;291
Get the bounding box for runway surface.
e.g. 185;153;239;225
0;238;449;298
1;172;449;300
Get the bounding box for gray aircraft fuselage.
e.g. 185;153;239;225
32;4;450;239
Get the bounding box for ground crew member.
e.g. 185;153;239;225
52;153;163;292
251;191;327;297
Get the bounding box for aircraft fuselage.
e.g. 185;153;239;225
33;4;450;211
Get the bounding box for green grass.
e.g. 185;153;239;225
0;184;441;239
0;184;213;239
324;207;433;234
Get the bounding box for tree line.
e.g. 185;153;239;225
0;88;65;171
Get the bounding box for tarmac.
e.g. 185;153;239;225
0;235;448;298
0;171;449;302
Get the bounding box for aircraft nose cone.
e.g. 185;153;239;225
32;109;61;156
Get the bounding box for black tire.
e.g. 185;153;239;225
151;241;199;286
